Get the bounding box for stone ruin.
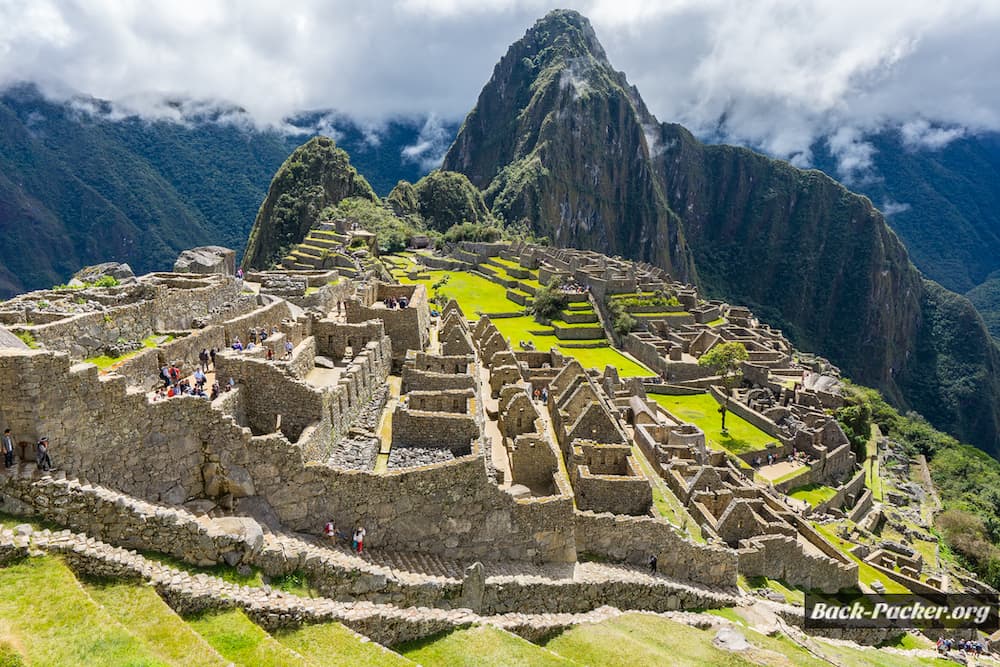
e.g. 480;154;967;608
0;240;966;645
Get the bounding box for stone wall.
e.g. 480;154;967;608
737;534;857;593
391;408;480;449
0;347;576;563
401;368;476;393
574;511;738;588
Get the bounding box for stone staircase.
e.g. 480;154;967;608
281;229;357;273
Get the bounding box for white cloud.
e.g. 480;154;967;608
0;0;998;163
881;200;912;216
402;114;451;171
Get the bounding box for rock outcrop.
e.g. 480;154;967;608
387;170;493;232
443;9;1000;455
174;246;235;275
242;136;377;270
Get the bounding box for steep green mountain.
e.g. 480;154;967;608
242;136;376;269
0;86;445;295
809;131;1000;339
388;170;492;231
444;9;1000;455
442;10;694;281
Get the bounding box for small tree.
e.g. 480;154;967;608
697;341;748;431
531;278;568;323
431;274;451;308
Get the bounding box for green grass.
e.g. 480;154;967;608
630;444;705;543
650;393;776;455
399;625;574;667
0;640;26;667
85;334;175;370
787;483;838;507
0;556;169;666
706;317;727;327
84;580;228;666
813;637;952;666
811;522;910;594
740;575;805;605
553;346;653;377
543;613;757;666
186;608;308;667
400;270;515;315
273;622;413;666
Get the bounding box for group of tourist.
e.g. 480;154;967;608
937;636;989;656
751;449;812;468
383;296;409;309
1;429;53;471
532;387;550;402
323;520;367;554
559;280;589;294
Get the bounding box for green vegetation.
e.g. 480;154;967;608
84;580;227;666
53;275;121;290
836;381;1000;589
186;608;305;667
697;342;749;432
544;612;772;666
531;280;569;322
787;483;838;507
84;334;173;370
811;521;910;594
630;443;705;542
243;136;377;269
605;296;636;336
400;625;572;667
0;556;168;666
650;393;775;455
399;270;513;315
13;331;37;348
740;575;805;605
322;196;417;253
411;170;493;232
273;622;413;666
441;222;503;245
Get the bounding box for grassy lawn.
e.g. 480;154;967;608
84;580;228;666
273;622;413;666
556;346;653;377
399;270;515;315
706;317;727;327
787;483;838;507
813;638;951;666
650;393;776;455
85;334;175;370
399;625;573;667
0;556;168;666
811;522;910;594
865;426;885;501
631;444;705;543
739;575;805;605
186;609;308;667
544;612;780;666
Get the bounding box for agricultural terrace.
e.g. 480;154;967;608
390;256;654;378
649;393;777;456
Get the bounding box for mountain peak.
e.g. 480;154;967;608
522;9;607;63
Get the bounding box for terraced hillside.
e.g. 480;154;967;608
384;251;654;377
0;542;954;667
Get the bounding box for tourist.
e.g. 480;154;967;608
266;347;274;361
324;520;337;542
533;388;541;402
160;364;171;388
648;554;657;574
35;437;53;471
210;382;220;400
353;525;366;554
236;267;244;281
209;348;217;370
541;388;548;402
232;338;243;352
2;428;14;468
399;296;408;308
199;348;209;372
169;364;181;387
284;339;293;359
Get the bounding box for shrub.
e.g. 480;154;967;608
531;279;568;323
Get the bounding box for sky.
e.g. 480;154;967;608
2;0;1000;177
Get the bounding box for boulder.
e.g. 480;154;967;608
0;327;29;350
174;246;236;275
72;262;135;284
212;516;265;553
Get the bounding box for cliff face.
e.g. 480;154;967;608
445;9;1000;455
242;136;376;269
443;10;694;280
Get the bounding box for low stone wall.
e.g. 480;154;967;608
574;511;737;589
222;299;294;346
848;489;873;522
111;347;161;389
0;473;262;566
737;534;857;593
392;408;480;449
707;386;783;444
401;367;476;393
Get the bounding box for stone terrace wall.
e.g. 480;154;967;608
222;299;294;346
0;474;262;567
392;409;480;449
737;534;856;593
0;347;573;562
574;511;737;588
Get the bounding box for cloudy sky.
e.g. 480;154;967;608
2;0;999;174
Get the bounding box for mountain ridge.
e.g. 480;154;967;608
443;8;1000;455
